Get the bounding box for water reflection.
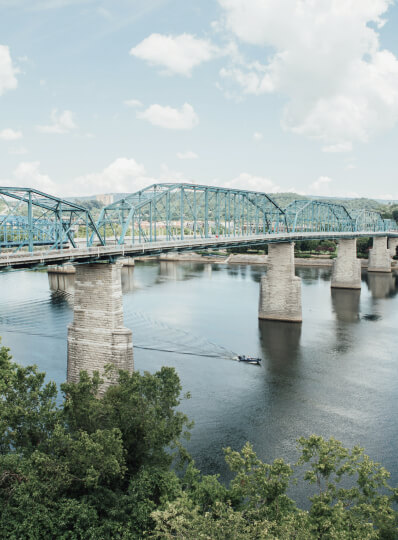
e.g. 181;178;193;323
258;319;302;373
365;272;398;299
331;289;360;323
121;267;135;293
2;261;398;492
296;267;332;284
249;265;265;283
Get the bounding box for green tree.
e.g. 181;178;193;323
151;439;398;539
357;237;372;257
0;339;189;539
1;340;397;539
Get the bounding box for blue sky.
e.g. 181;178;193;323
1;0;398;200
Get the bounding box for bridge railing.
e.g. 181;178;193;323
1;185;398;252
0;188;104;253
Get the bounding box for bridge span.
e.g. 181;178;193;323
1;183;398;384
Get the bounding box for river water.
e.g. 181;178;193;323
0;261;397;487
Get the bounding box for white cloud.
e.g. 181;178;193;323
0;128;22;140
37;109;77;134
218;0;398;146
130;33;219;76
309;176;333;197
322;142;353;153
0;45;18;96
177;150;198;160
253;131;263;141
124;98;143;108
137;103;199;130
70;157;149;196
219;172;281;193
4;161;58;193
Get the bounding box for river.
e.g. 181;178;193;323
0;261;397;487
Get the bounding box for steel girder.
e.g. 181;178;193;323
94;183;288;245
0;188;104;252
2;185;397;254
350;209;386;232
284;200;354;233
383;218;398;232
285;201;397;234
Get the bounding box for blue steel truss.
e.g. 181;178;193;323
94;183;288;245
350;209;386;232
284;200;354;233
1;185;397;253
383;218;398;232
0;215;66;248
0;188;104;252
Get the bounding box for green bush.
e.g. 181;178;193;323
1;340;397;539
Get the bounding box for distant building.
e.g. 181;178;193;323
96;193;114;205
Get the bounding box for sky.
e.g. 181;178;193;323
1;0;398;200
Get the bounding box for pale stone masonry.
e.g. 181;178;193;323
331;238;361;289
259;242;302;322
368;237;391;273
67;262;133;387
388;237;398;258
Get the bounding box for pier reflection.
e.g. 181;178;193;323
121;266;135;293
258;319;302;375
365;272;398;299
331;288;361;323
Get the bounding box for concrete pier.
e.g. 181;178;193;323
119;257;135;266
331;238;361;289
259;242;302;322
388;237;398;258
67;262;133;387
368;237;391;273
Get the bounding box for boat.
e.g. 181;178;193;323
238;355;262;365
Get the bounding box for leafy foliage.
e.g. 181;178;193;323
152;439;398;539
0;340;190;538
0;340;397;538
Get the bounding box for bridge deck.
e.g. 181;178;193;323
1;231;397;270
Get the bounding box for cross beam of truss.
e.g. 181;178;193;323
0;188;104;252
1;185;397;253
93;183;288;245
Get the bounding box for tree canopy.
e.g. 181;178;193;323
0;339;397;539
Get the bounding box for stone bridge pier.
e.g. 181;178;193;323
331;238;361;289
67;262;133;386
259;242;302;322
368;237;391;273
388;237;398;258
